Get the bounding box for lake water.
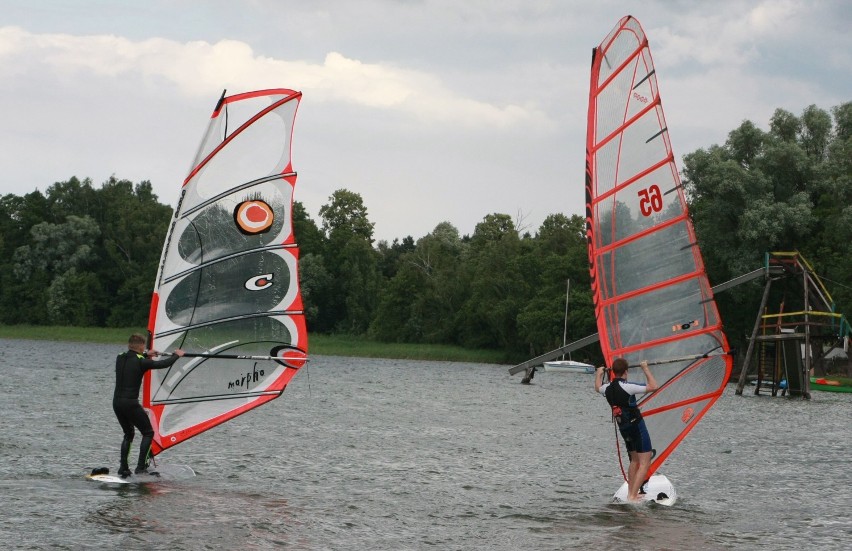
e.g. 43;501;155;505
1;338;850;550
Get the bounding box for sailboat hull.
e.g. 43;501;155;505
613;474;677;506
542;360;595;374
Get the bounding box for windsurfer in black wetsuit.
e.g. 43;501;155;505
114;334;185;477
594;358;658;501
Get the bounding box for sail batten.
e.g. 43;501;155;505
593;96;662;153
153;391;284;406
595;212;689;255
181;172;297;217
599;269;706;306
155;313;306;337
632;70;656;90
587;17;732;479
597;37;647;93
144;88;307;455
162;243;300;284
590;153;674;204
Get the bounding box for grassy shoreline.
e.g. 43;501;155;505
0;325;510;365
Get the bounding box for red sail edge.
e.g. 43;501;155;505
143;89;308;456
586;17;732;479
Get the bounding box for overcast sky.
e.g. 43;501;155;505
1;0;848;242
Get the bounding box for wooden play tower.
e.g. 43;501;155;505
735;252;851;399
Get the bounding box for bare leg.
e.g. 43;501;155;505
626;451;639;490
627;450;652;501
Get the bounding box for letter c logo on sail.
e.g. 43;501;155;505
245;273;274;291
234;200;274;234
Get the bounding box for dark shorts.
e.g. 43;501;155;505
619;418;652;454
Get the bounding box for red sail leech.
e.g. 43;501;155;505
586;17;732;479
144;89;308;456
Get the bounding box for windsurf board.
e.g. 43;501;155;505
613;473;677;506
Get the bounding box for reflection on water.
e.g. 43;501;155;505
83;483;303;548
1;338;851;550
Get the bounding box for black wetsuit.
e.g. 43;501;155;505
113;349;180;473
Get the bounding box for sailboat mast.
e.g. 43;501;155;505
561;279;570;360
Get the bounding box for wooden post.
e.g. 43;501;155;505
803;264;812;399
736;278;774;395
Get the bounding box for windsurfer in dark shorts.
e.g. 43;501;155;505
113;334;184;477
594;358;658;501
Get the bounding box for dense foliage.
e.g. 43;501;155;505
682;102;852;353
1;103;849;363
1;177;171;328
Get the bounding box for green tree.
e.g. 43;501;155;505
94;177;172;326
13;215;100;279
516;214;596;359
0;191;50;323
371;222;466;343
319;189;375;245
769;108;800;143
799;104;832;159
376;236;415;280
725;120;764;168
456;214;527;352
338;238;382;334
408;223;466;343
317;189;377;333
46;269;104;326
832;102;852;141
0;191;50;252
45;176;99;221
12;214;102;325
683;103;851;352
809;102;852;317
292;200;325;257
369;270;423;341
291;200;330;330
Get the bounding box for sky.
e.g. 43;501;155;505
0;0;849;243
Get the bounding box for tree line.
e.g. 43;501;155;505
1;102;849;363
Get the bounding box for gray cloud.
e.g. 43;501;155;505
0;0;847;242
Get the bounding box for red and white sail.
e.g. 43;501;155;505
144;89;308;455
586;17;732;477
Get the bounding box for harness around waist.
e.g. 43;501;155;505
611;404;641;428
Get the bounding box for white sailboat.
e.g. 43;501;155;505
543;279;595;373
542;360;595;373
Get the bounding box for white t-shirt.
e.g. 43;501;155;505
598;380;646;396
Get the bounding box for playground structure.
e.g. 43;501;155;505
734;252;851;399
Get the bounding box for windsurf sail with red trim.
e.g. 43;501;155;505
586;17;732;478
143;88;308;456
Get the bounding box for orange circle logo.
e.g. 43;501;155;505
681;407;694;424
234;200;274;234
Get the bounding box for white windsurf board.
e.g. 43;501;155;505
613;473;677;506
85;464;195;484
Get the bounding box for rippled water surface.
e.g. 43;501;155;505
1;338;850;550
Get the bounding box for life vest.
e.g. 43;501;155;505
604;378;643;428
